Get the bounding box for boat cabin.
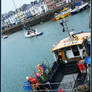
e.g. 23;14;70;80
52;32;90;64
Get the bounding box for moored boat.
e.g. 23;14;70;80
71;2;89;15
55;8;71;20
24;28;43;38
52;31;90;63
2;35;8;39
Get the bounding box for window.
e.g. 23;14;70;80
65;47;71;51
79;44;83;49
71;45;80;56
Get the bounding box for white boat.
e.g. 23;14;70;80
2;35;8;39
24;29;43;38
52;31;91;63
71;2;88;15
52;19;91;64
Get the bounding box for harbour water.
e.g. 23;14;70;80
1;9;90;92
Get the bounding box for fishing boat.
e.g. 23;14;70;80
71;2;89;15
55;8;71;20
52;31;90;63
24;28;43;38
24;19;90;92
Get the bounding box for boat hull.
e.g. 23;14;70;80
71;3;88;15
55;9;71;20
25;32;43;38
2;35;8;39
61;11;71;18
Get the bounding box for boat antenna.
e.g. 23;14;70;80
12;0;22;22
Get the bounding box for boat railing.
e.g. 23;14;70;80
24;80;81;92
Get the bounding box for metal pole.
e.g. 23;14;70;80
63;18;70;37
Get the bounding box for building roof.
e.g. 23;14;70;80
52;32;91;52
20;4;31;11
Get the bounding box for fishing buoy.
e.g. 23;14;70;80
26;76;29;80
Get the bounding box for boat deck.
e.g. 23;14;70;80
37;61;87;92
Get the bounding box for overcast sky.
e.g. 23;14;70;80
2;0;36;14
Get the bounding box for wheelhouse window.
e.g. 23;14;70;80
65;47;71;51
79;44;83;49
71;45;80;56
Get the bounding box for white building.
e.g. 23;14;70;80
1;0;48;28
29;1;48;16
66;0;73;3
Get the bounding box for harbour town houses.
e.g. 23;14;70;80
43;0;72;10
1;0;74;30
1;0;48;30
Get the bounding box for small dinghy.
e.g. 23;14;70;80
24;28;43;38
2;35;8;39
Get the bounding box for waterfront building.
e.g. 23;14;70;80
8;11;18;24
29;0;48;16
1;10;20;28
15;8;25;22
40;1;48;12
20;4;33;19
1;13;13;27
66;0;74;3
43;0;57;10
36;1;48;14
24;10;33;19
1;0;48;30
55;0;66;7
1;14;9;30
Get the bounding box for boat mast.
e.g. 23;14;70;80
12;0;23;23
89;7;91;28
64;18;70;36
12;0;26;29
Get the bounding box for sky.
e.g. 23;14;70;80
1;0;36;14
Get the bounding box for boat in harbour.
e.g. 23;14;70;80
71;2;89;15
24;19;90;92
2;35;8;39
24;28;43;38
55;8;71;20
